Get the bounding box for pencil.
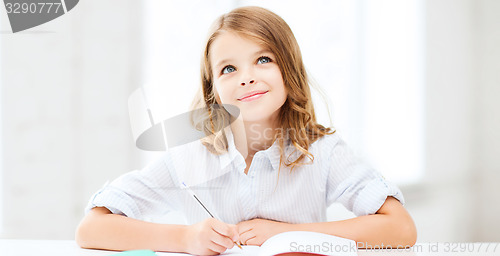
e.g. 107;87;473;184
181;182;242;249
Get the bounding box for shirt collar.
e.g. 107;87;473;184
263;137;301;171
218;127;296;172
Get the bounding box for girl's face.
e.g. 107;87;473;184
210;31;287;123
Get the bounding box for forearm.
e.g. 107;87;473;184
289;197;417;248
76;208;187;252
292;213;416;248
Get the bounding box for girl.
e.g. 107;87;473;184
76;6;417;255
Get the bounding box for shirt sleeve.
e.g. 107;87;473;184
85;153;182;221
324;135;405;216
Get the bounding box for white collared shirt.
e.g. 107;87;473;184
85;129;404;224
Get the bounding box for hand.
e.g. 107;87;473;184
183;218;239;255
236;218;292;246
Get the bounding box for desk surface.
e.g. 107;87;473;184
0;239;499;256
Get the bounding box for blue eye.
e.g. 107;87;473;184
222;65;236;74
257;56;271;64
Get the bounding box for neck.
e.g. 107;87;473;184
230;114;279;159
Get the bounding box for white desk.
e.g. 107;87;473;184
0;240;499;256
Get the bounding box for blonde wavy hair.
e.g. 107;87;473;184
191;6;335;172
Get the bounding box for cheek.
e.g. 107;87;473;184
267;69;287;99
213;82;234;104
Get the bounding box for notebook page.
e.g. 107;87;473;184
259;231;357;256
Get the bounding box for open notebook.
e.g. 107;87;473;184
129;231;357;256
218;231;357;256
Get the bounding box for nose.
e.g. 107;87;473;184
241;79;255;86
240;67;255;86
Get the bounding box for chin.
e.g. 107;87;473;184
241;117;270;123
240;109;278;123
231;100;282;123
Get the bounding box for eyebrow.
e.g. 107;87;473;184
214;49;273;70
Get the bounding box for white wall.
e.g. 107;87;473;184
0;0;143;238
475;0;500;242
0;0;498;242
402;0;500;242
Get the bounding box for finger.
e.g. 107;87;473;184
210;228;235;249
212;221;238;241
236;221;252;234
244;235;258;246
207;240;229;254
239;227;253;237
240;231;256;245
228;224;240;241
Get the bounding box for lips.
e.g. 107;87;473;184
237;90;269;101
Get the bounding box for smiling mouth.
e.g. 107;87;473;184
238;91;269;101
